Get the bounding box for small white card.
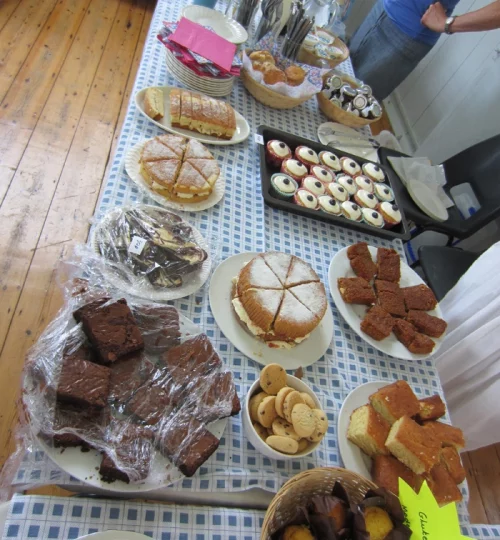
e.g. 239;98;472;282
254;133;264;145
128;236;147;255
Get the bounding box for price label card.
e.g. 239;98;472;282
128;236;147;255
254;133;264;145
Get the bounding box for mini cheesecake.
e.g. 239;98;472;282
318;195;342;215
295;145;319;167
341;201;362;221
281;158;308;182
266;139;292;167
319;151;341;172
326;182;349;202
361;208;385;228
294;188;319;210
336;174;357;196
362;162;385;182
270;173;298;200
302;176;326;196
340;156;361;176
374;183;395;202
354;175;374;193
310;165;334;184
378;202;402;227
354;189;378;209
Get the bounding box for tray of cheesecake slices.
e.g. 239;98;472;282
257;125;411;241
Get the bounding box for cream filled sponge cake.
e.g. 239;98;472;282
231;253;327;349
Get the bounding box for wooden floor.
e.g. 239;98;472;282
0;0;499;526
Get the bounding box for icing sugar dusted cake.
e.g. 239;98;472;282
231;253;327;349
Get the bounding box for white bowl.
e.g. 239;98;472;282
242;374;323;460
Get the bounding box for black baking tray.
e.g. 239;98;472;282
257;125;411;241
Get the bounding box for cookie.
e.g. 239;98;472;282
308;408;329;442
266;435;299;454
283;390;305;423
257;395;278;428
253;422;268;442
272;417;301;441
291;403;316;438
249;391;268;422
260;363;287;395
300;392;316;409
297;438;309;453
275;386;294;418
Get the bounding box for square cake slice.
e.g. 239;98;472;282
350;256;377;282
377;290;407;318
440;447;466;484
347;242;371;260
108;353;154;404
372;454;423;496
393;319;417;348
422;421;465;450
338;277;376;305
406;310;447;338
424;464;463;506
402;285;437;311
360;306;394;340
408;332;435;355
133;305;180;354
376;248;401;283
369;380;420;424
417;395;446;422
347;404;390;457
192;372;241;424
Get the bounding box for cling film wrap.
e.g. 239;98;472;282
1;250;240;498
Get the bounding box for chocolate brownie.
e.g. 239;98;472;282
108;353;155;404
360;306;395;340
408;332;435;355
56;354;111;410
347;242;371;260
407;310;447;338
338;277;376;305
374;279;400;294
377;290;407;317
192;372;241;423
393;319;417;348
157;414;220;477
376;248;401;283
403;285;438;311
350;255;377;282
78;299;144;364
73;297;110;323
99;420;154;483
133;305;181;354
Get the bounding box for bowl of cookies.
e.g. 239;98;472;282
243;363;328;460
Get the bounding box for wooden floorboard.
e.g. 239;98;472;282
0;0;23;33
467;444;500;524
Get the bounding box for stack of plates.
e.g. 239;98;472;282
165;50;235;97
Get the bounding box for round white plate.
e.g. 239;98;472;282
328;245;445;360
338;381;386;479
317;122;379;163
407;178;449;222
181;5;248;45
135;86;250;145
90;205;211;301
166;50;234;87
209;252;334;369
125;141;225;212
78;532;150;540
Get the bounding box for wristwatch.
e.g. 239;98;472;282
444;16;456;34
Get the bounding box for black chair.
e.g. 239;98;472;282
418;246;480;301
379;134;500;245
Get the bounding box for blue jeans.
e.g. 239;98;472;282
349;0;433;100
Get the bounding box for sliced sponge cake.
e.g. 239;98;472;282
369;380;420;424
372;454;423;496
347;404;390;458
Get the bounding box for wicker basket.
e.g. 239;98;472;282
297;31;349;69
317;73;379;128
260;467;377;540
240;68;312;110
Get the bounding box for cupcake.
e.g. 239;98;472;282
378;202;402;228
326;182;349;203
336;175;357;196
340;156;361;176
354;175;374;193
281;158;308;183
295;146;319;167
341;201;362;221
361;208;385;228
318;196;342;215
374;183;395;202
319;151;341;172
302;176;326;196
270;173;298;201
362;162;385;182
294;189;319;210
310;165;334;184
354;189;378;209
266;140;292;167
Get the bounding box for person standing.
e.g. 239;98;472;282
349;0;500;100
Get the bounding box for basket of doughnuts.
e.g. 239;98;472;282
317;71;382;128
297;27;349;69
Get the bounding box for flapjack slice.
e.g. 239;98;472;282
288;281;327;321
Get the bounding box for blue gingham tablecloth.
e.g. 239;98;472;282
10;0;500;537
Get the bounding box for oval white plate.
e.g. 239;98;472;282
209;252;334;369
90;205;211;301
125;141;225;212
337;381;386;479
328;245;445;360
181;5;248;45
135;86;250;145
78;532;150;540
317;122;379;163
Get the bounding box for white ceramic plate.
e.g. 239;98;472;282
317;122;379;163
209;252;334;369
135;86;250;145
78;532;150;540
337;381;386;478
125;141;225;212
328;245;445;360
165;50;234;88
90;205;211;301
407;179;449;222
181;5;248;45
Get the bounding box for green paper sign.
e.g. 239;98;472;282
398;478;473;540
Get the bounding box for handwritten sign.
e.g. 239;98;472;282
128;236;147;255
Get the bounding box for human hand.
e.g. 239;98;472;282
421;2;448;32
